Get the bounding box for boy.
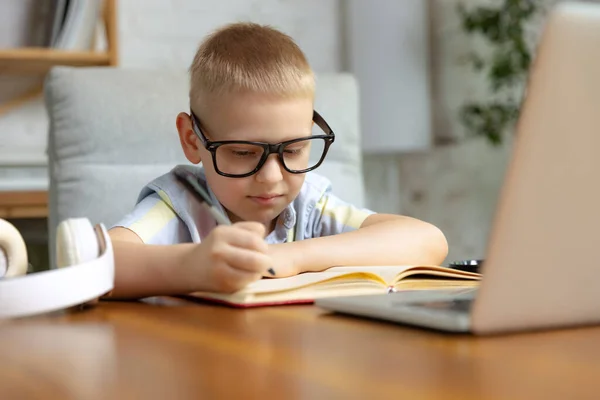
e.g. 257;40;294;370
108;22;448;299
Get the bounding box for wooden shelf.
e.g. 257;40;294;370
0;191;48;219
0;0;118;219
0;48;111;74
0;0;117;75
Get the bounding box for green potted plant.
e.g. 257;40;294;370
457;0;544;145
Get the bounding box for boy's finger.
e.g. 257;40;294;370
233;221;266;237
223;246;272;273
213;264;262;293
221;228;268;253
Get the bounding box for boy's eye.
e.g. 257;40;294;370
284;147;303;156
284;142;310;156
231;149;258;157
219;144;263;158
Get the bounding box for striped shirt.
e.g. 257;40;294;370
112;165;375;245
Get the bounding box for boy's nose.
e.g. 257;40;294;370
255;154;284;183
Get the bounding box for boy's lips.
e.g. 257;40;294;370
248;194;284;205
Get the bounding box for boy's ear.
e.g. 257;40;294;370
176;112;202;164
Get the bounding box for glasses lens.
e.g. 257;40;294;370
214;143;265;175
282;137;327;172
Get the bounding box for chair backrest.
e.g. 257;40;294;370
44;67;366;267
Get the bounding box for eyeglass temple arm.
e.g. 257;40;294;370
313;110;334;136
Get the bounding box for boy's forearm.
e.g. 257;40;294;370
109;240;196;299
281;215;448;273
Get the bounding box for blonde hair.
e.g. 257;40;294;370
189;22;315;107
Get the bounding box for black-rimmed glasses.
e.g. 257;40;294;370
190;109;335;178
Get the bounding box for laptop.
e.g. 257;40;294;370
316;2;600;335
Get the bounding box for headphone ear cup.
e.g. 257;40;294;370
56;218;100;268
0;219;28;278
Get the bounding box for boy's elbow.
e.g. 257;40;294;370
361;214;449;265
426;224;449;265
401;216;449;265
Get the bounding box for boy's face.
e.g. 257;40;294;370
177;92;314;231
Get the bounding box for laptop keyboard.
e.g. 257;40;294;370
407;298;474;313
443;298;473;312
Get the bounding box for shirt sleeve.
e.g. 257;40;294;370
111;192;191;245
308;190;376;238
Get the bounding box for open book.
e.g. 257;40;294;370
183;265;481;308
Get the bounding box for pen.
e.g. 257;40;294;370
174;169;276;276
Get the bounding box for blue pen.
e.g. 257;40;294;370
174;169;276;276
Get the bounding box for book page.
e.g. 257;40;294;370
237;267;407;295
394;279;480;290
186;265;482;306
324;265;417;284
393;265;481;284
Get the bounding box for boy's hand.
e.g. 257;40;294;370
265;243;300;278
183;222;272;293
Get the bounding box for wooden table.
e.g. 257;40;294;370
1;298;599;400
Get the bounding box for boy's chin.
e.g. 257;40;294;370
242;208;286;228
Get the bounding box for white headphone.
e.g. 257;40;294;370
0;218;114;319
